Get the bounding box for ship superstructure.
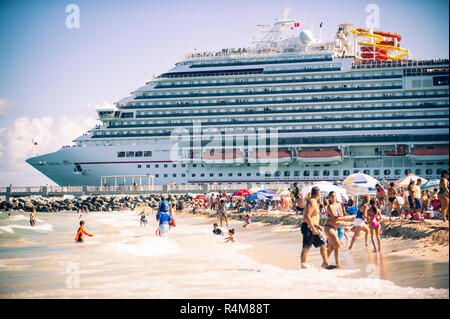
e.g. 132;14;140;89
26;10;449;186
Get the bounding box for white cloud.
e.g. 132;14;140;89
0;97;18;117
0;103;106;186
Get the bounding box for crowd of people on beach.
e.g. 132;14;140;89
13;169;445;269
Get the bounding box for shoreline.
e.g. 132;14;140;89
177;209;449;265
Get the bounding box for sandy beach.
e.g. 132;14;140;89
0;210;448;298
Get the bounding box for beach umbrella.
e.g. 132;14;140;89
342;173;379;196
343;173;379;187
232;189;252;197
194;195;206;201
243;192;271;202
301;181;349;203
276;188;291;196
257;190;276;195
420;179;440;190
395;173;428;187
249;186;262;193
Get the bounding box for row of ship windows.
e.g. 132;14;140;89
156;71;402;87
132;101;447;117
144;168;445;179
126;90;448;107
117;151;152;157
143;82;399;98
264;63;340;71
110;111;447;126
96;121;448;136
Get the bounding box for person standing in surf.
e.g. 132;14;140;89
348;195;370;251
75;220;93;243
300;186;335;269
324;191;350;269
156;195;172;238
30;208;37;227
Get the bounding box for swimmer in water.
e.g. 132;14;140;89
213;223;223;235
75;220;93;244
8;213;11;218
225;228;235;243
140;211;147;227
30;208;37;227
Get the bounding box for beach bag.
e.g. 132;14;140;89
346;206;358;215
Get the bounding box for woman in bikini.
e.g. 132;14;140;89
375;184;386;213
387;182;400;219
368;199;382;252
324;191;353;269
438;170;449;222
348;195;370;251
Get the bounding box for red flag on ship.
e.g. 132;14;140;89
32;139;37;145
294;23;300;27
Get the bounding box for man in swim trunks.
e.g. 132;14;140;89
75;220;93;243
294;194;306;215
300;186;335;269
29;208;36;227
156;196;172;238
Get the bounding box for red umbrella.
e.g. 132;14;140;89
194;195;206;201
232;189;252;197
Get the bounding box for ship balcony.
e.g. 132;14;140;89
135;85;403;100
154;74;403;89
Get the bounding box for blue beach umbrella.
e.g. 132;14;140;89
243;192;271;202
257;190;276;195
420;179;440;190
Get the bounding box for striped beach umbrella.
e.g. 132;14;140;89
343;173;379;187
342;173;379;196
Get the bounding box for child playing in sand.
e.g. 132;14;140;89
243;215;251;227
225;229;235;243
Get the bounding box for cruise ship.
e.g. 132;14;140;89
26;10;449;186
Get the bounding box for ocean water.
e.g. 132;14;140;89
0;211;448;299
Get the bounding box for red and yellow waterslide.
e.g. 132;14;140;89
349;28;410;61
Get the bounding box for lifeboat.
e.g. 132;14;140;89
384;145;407;156
248;150;292;165
361;52;388;60
408;148;449;162
296;150;343;163
202;150;244;165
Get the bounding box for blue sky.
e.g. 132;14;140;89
0;0;448;185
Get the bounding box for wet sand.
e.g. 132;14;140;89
188;212;449;290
